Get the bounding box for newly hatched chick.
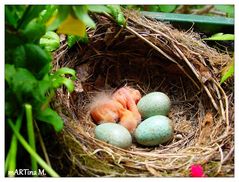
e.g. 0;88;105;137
90;87;142;133
90;93;123;124
118;109;138;133
112;86;141;123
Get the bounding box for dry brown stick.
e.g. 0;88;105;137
214;143;223;176
222;146;234;164
213;82;226;120
212;79;229;133
34;120;52;167
126;26;177;64
209;9;227;16
175;5;191;14
192;5;214;15
106;26;125;47
172;44;219;111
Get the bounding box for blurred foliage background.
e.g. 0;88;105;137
124;5;234;17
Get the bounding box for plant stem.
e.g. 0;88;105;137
7;119;60;177
5;113;23;176
41;89;55;111
34;120;52;167
25;104;38;176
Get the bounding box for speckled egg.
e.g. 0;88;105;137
134;115;173;146
137;92;171;119
94;123;132;148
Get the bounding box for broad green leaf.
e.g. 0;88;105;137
40;31;60;52
11;46;26;68
23;44;52;79
73;5;96;29
53;67;76;78
5;89;19;117
34;76;51;102
52;77;75;92
215;5;234;17
107;5;126;25
203;33;234;41
220;60;234;84
5;6;18;28
5;30;24;49
50;67;76;92
36;107;64;132
87;5;111;13
38;5;57;24
11;68;38;99
57;14;86;36
5;64;16;84
7;45;51;79
18;5;45;29
67;35;80;48
46;6;70;31
5;5;26;28
67;34;89;48
158;5;177;13
21;20;46;43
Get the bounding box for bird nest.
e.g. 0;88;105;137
51;10;234;177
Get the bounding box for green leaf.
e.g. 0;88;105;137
107;5;126;26
38;5;57;24
36;107;64;132
5;30;24;49
11;68;38;95
23;44;52;79
203;33;235;41
52;77;75;92
46;6;70;31
21;20;46;43
214;5;234;17
67;34;89;48
220;61;234;84
12;45;26;67
53;67;76;78
7;44;51;78
67;35;80;48
50;67;76;92
5;89;19;117
34;76;51;102
158;5;177;13
72;5;96;29
40;31;60;52
18;5;46;29
87;5;110;13
5;5;26;28
5;6;18;28
5;64;16;84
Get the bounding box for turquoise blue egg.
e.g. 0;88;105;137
94;123;132;148
134;115;173;146
137;92;171;119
